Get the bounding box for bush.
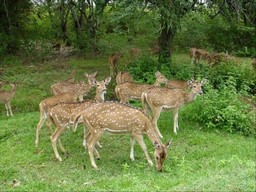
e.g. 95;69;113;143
184;77;255;136
127;55;159;83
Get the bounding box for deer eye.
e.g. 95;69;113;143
156;156;159;160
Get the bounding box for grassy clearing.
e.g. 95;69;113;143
0;53;255;191
0;112;255;191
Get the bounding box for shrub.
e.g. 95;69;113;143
127;55;159;83
184;77;255;136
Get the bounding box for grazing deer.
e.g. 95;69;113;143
0;83;17;117
142;79;207;138
35;79;96;147
108;52;122;76
189;47;209;64
74;102;172;171
115;71;168;103
49;76;111;161
116;71;133;85
51;72;97;101
207;53;237;66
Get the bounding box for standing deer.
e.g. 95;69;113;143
74;102;172;171
0;83;17;117
108;52;122;76
142;79;207;138
35;78;96;147
189;47;209;64
115;71;168;103
49;76;111;161
116;71;133;85
51;72;97;101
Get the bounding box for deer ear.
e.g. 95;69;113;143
153;141;161;149
165;139;172;148
187;80;193;86
155;71;161;77
201;79;207;86
92;71;98;77
104;76;112;84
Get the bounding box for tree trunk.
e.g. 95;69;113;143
158;12;175;65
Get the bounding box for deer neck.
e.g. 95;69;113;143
184;90;198;104
146;125;162;145
94;90;105;102
153;81;160;86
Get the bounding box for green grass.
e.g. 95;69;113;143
0;112;255;191
0;52;255;191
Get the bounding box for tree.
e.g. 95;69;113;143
0;0;32;53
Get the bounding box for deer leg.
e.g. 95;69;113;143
130;136;135;161
46;119;53;135
86;131;102;170
173;108;179;134
151;107;163;138
4;103;9;116
51;126;65;161
35;110;47;147
7;102;13;117
83;127;102;149
133;134;153;166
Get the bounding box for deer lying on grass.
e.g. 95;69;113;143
115;71;168;103
189;47;209;64
51;72;97;101
49;76;111;161
108;52;122;76
35;78;96;147
0;83;17;117
73;101;172;171
116;71;133;85
142;79;207;138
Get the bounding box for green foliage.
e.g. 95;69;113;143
126;55;159;83
175;11;256;56
184;77;255;136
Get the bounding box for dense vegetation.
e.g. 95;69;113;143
0;0;255;191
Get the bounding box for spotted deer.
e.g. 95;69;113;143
189;47;209;64
49;76;111;161
74;102;172;171
51;72;97;101
142;79;207;138
116;71;133;85
108;52;122;76
35;78;97;147
0;83;17;116
115;71;168;103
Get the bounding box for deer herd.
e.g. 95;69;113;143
0;48;254;172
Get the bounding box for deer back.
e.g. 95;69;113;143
77;102;153;133
166;80;188;90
